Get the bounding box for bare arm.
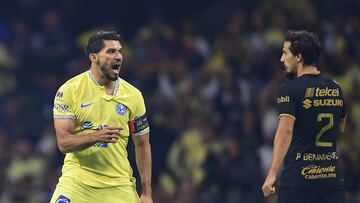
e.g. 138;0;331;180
262;115;295;196
133;133;152;201
54;119;122;153
268;115;295;176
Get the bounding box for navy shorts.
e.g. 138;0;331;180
277;185;345;203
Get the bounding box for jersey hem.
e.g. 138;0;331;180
132;127;150;136
54;115;76;119
278;113;296;120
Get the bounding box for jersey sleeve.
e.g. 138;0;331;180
129;93;150;136
53;84;75;119
277;84;296;120
339;87;347;119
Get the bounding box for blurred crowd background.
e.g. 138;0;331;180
0;0;359;202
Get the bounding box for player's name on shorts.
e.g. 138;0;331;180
296;152;339;161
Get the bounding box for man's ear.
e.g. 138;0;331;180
89;53;98;63
296;54;303;63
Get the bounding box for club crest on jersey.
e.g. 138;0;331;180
56;195;71;203
115;103;128;115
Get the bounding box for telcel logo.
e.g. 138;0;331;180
315;87;339;97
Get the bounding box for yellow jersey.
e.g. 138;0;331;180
53;70;149;188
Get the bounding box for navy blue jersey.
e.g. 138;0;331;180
277;73;346;187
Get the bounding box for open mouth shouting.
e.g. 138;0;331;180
112;62;122;75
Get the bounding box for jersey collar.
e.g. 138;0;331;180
87;70;120;96
299;70;321;77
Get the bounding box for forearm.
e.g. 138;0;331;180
135;141;152;196
58;132;97;153
268;129;292;176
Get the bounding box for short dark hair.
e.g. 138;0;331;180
285;30;321;66
84;30;122;56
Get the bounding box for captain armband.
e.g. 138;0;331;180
129;115;150;136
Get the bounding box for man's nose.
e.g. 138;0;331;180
115;52;123;60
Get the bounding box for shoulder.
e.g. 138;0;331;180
119;78;143;97
279;80;297;94
59;72;88;91
319;74;344;90
280;75;315;93
55;72;88;101
329;78;343;90
315;74;334;83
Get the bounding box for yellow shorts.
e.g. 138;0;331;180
50;176;139;203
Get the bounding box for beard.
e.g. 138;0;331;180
99;63;119;81
283;64;296;81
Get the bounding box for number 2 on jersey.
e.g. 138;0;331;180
316;113;334;147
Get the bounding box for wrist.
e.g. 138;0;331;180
89;132;99;143
142;190;152;195
268;169;278;177
142;187;152;196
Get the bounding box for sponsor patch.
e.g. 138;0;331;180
93;124;109;147
302;98;343;109
305;87;315;98
302;99;312;109
96;124;107;130
115;103;128;115
301;164;337;180
277;96;290;104
315;87;339;97
55;91;64;99
94;142;108;148
56;195;71;203
80;121;93;129
54;104;70;113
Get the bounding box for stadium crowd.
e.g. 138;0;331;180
0;0;359;202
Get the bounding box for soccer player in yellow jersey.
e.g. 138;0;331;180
50;31;153;203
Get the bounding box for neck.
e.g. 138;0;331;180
90;66;115;90
297;65;319;77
